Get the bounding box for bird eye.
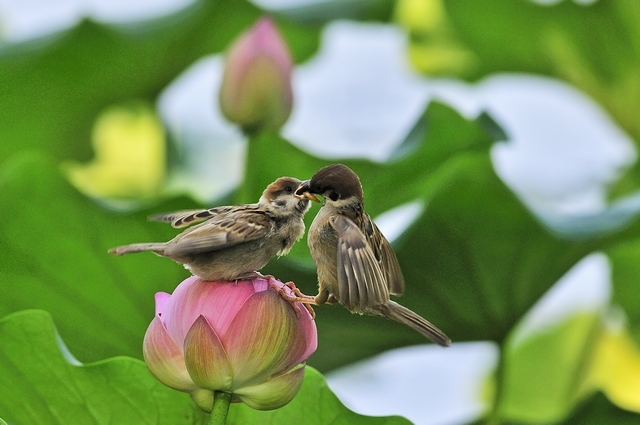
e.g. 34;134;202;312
283;186;293;193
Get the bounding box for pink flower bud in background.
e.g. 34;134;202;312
143;276;317;411
219;17;294;133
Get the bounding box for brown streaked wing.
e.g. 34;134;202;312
149;205;256;228
163;211;271;256
371;220;404;295
332;215;389;310
357;213;404;296
148;209;208;227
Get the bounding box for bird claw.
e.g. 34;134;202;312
284;281;317;319
231;271;275;284
268;279;317;319
253;271;275;281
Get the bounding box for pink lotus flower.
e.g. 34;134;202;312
143;276;317;411
219;17;293;133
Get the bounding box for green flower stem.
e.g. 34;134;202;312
208;392;232;425
234;131;265;204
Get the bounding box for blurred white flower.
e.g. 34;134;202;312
0;0;196;42
327;342;499;425
156;20;636;219
284;21;431;162
510;252;611;347
157;56;246;203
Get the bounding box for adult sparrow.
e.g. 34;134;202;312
109;177;317;282
295;164;450;346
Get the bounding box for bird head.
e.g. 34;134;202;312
295;164;363;206
261;177;314;215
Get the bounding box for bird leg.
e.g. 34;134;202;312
268;279;317;319
232;271;277;285
254;271;275;280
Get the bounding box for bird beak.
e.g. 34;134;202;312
295;180;320;203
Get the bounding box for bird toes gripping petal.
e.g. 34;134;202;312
253;271;275;281
267;280;317;319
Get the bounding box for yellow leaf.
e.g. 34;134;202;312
63;103;165;201
394;0;476;76
498;313;598;423
409;44;476;75
590;327;640;412
395;0;445;32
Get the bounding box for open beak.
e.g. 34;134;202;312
295;180;321;203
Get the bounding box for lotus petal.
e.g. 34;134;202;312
184;315;234;391
235;365;306;410
143;316;196;391
224;289;308;388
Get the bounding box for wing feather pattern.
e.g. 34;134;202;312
372;220;405;295
148;210;210;228
163;211;271;256
149;205;258;229
331;215;389;311
360;214;405;296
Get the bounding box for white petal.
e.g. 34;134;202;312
327;342;499;425
283;21;430;162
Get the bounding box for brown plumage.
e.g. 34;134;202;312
109;177;312;281
295;164;450;346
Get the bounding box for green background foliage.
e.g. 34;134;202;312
0;310;407;425
2;0;640;423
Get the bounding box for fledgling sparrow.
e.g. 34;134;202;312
295;164;451;346
109;177;316;282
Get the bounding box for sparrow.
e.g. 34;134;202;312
109;177;317;282
295;164;451;346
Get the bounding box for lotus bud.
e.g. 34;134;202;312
143;276;316;411
219;17;293;133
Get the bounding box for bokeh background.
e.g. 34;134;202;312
2;0;640;424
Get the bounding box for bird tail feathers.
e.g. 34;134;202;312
383;301;451;347
108;243;166;256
